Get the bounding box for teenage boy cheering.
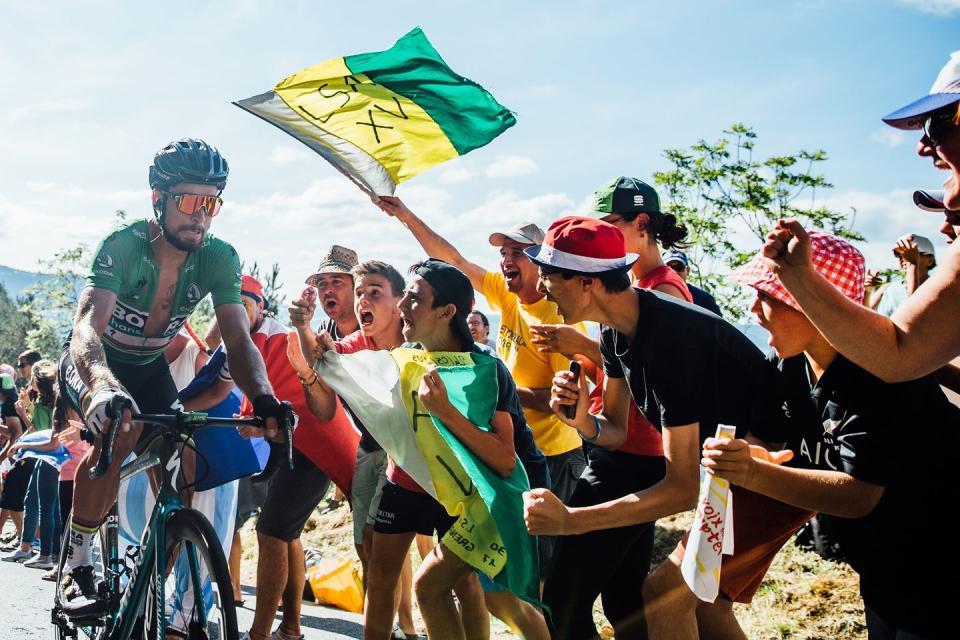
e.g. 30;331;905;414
702;232;955;638
522;217;791;639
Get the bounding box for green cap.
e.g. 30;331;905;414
0;373;15;391
589;176;661;216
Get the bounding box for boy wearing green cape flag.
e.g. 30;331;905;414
313;259;545;640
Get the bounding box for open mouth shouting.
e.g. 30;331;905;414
322;296;340;314
359;308;375;329
503;267;521;286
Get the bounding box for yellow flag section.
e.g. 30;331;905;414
273;58;458;188
314;347;540;605
234;27;516;196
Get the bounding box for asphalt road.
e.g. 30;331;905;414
0;525;363;639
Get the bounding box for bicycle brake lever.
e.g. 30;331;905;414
89;395;132;480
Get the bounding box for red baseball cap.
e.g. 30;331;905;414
241;275;266;309
730;231;865;311
524;216;638;274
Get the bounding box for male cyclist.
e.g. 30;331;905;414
57;138;290;619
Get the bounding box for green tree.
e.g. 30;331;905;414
19;245;89;357
0;282;31;364
654;124;862;320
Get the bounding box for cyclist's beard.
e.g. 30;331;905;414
161;215;206;252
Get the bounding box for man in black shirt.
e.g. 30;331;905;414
522;216;790;639
706;230;955;638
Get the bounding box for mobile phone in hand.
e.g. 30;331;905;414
563;360;581;419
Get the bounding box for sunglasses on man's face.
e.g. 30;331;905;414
168;193;223;217
923;111;958;148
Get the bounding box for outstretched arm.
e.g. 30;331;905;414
763;219;960;382
286;331;340;423
702;437;883;517
375;196;487;291
525;422;700;535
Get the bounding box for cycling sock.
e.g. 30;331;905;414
65;526;96;571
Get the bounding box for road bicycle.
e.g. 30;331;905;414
51;401;294;640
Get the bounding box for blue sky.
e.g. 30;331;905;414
0;0;957;307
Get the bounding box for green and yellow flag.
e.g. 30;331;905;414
234;27;516;196
315;347;539;605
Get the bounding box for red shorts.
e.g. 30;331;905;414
673;486;813;603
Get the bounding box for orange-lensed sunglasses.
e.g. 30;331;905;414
169;193;223;217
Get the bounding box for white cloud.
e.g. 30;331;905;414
215;181;574;305
896;0;960;15
9;98;90;123
267;145;310;164
439;166;477;184
870;128;908;148
485;155;540;178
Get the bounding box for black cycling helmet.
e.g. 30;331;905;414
148;138;229;193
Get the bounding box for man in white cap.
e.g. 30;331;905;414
762;50;960;384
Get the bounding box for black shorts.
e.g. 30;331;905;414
373;482;457;537
58;335;180;418
256;448;331;542
234;476;268;531
58;335;180;448
0;458;37;511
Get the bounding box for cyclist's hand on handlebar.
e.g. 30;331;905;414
84;387;137;436
248;395;297;443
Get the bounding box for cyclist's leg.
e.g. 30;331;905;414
61;359;136;571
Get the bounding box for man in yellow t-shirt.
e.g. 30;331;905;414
375;196;588;507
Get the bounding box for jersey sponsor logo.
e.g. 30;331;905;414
96;253;114;269
186;282;203;305
106;300;188;350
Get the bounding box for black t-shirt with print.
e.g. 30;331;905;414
776;352;956;635
599;288;786;444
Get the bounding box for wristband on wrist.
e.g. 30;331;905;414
581;414;602;444
298;373;318;386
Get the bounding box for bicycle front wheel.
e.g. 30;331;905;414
150;508;239;640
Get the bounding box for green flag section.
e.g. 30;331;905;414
315;347;540;605
233;27;516;196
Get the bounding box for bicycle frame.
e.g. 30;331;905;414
105;427;203;640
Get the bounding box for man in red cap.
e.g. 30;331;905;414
703;232;954;638
522;216;794;639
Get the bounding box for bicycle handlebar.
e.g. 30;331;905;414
88;400;297;480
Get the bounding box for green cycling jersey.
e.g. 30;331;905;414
86;219;242;365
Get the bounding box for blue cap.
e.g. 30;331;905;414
662;249;688;268
883;51;960;130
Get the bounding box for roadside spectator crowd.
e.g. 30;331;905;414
2;48;959;640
